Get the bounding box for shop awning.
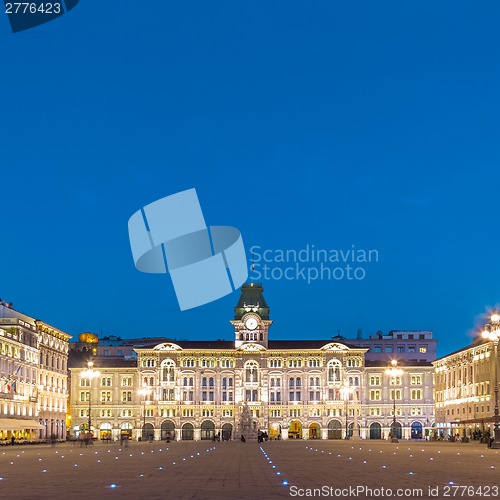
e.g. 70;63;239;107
0;418;44;430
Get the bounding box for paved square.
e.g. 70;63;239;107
0;440;499;499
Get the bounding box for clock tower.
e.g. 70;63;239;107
231;283;272;348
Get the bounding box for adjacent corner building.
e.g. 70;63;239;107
0;302;71;440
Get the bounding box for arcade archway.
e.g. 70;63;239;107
309;422;320;439
411;421;423;439
201;420;215;440
181;423;194;440
142;423;154;440
370;422;382;439
289;420;302;439
327;420;342;439
269;423;281;440
221;423;233;441
161;420;175;440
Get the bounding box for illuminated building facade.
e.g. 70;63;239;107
348;330;437;363
433;337;497;439
69;284;434;441
36;321;71;439
0;303;71;441
363;360;434;440
0;310;40;440
69;359;138;440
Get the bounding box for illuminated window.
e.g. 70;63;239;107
121;377;133;387
390;389;402;400
200;358;215;368
161;359;175;382
100;391;112;402
245;389;258;401
411;389;422;400
161;388;175;401
327;360;342;382
79;391;90;402
121;391;132;402
222;377;233;402
245;360;259;383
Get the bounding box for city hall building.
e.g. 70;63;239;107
69;284;434;441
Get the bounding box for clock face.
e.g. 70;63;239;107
245;317;258;330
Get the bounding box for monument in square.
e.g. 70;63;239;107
234;402;258;441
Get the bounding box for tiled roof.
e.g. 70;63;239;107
134;340;362;350
268;340;360;350
433;338;487;362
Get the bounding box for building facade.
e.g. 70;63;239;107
69;359;138;441
68;284;434;441
363;360;434;440
0;310;41;440
347;330;437;363
36;320;71;439
433;337;495;440
0;302;71;441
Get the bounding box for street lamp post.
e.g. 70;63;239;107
482;313;500;449
340;383;353;440
385;360;403;443
80;361;100;440
138;387;151;440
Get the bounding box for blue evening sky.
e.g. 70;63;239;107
0;1;499;357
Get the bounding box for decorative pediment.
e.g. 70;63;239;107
320;342;350;351
153;342;182;351
236;342;267;352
